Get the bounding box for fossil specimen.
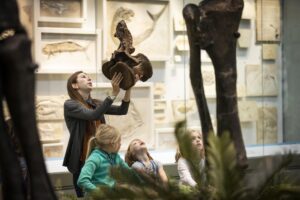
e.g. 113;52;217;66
0;0;57;198
183;0;248;168
102;20;153;90
42;41;88;57
111;5;167;46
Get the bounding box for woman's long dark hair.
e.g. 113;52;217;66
67;71;89;107
67;71;100;160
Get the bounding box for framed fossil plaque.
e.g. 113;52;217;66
238;28;252;48
43;143;64;158
173;14;186;31
18;0;33;39
156;128;177;150
256;0;281;42
35;28;101;73
38;122;64;143
36;95;67;121
175;35;189;51
202;66;216;98
34;0;87;23
256;106;278;144
238;101;258;122
105;0;171;60
242;0;255;20
154;100;168;125
262;44;278;60
171;100;198;122
246;64;278;96
93;82;154;151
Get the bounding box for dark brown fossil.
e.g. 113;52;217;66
183;0;247;169
0;0;57;199
102;20;153;90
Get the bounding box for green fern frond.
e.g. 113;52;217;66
206;131;246;200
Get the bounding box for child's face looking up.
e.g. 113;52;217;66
190;130;203;152
129;139;147;154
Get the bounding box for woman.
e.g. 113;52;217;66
63;71;135;197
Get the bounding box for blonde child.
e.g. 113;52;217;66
175;130;205;187
77;124;130;193
125;139;168;183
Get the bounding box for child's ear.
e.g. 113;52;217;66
72;83;78;89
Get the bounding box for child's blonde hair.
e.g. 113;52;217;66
86;124;121;159
175;129;205;163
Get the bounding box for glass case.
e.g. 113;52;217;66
16;0;300;172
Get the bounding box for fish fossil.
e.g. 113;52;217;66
41;0;68;15
42;41;89;58
111;5;167;46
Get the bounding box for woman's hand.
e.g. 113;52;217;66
111;72;123;96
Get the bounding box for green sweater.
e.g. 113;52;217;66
77;148;129;192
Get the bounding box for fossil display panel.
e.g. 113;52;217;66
173;14;186;31
105;0;171;60
154;100;168;125
94;83;154;150
238;28;252;48
18;0;33;39
175;35;189;51
262;44;278;60
256;0;281;42
38;122;64;143
43;143;64;158
156;128;177;150
202;66;216;98
26;0;286;165
35;29;101;73
242;0;255;20
171;100;198;122
153;82;166;99
36;96;67;120
238;101;258;122
35;0;87;23
246;64;278;97
257;106;278;144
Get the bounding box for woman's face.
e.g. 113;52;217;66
73;72;93;92
190;130;203;152
129;139;147;154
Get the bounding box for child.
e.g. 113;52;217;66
125;139;168;183
77;124;130;193
175;130;205;187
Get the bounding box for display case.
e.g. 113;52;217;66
14;0;300;173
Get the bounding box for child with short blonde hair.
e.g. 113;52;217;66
125;139;168;183
77;124;129;193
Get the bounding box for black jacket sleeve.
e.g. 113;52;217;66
64;98;114;120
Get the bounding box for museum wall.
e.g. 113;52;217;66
13;0;300;171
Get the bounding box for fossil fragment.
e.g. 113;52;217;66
42;41;88;57
41;0;68;15
111;5;167;46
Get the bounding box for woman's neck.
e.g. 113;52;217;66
78;90;90;100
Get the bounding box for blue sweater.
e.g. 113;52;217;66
77;149;129;192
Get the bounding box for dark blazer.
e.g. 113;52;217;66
63;97;129;173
